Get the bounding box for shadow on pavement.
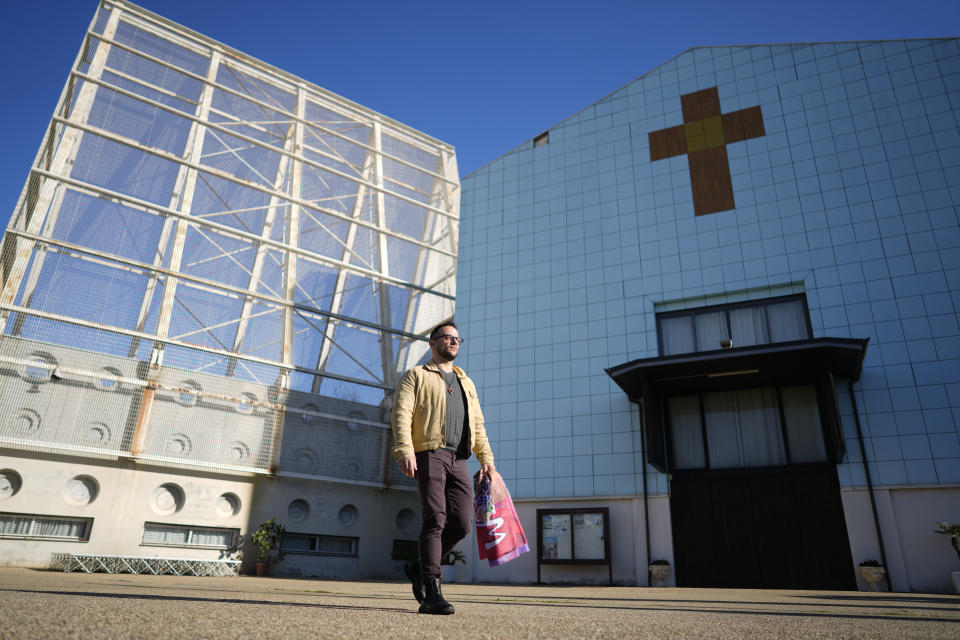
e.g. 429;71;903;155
0;588;414;615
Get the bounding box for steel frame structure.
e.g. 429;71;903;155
0;1;458;477
51;553;241;577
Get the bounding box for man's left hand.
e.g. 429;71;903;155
481;463;496;477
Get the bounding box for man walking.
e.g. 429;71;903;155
391;321;496;615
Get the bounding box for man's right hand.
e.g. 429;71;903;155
399;456;417;477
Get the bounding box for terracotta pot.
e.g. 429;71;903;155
256;562;267;577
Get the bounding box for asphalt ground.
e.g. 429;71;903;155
0;567;958;639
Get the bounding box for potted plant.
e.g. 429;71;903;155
441;549;466;583
858;559;885;591
251;518;285;576
649;559;671;586
934;521;960;594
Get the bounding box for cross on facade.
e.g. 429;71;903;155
649;87;765;216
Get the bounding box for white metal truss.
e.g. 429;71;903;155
0;0;459;480
51;553;240;577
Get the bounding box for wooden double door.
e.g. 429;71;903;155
670;464;856;589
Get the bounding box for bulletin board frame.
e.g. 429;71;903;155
536;507;611;584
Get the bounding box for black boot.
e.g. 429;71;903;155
403;561;425;603
418;577;454;615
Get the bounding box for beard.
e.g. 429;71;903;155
435;343;458;361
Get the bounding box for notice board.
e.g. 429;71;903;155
537;507;611;584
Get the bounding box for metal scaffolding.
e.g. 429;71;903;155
0;1;458;483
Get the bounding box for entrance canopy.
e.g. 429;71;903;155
605;337;869;471
607;337;869;399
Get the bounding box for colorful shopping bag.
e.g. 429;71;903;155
474;470;530;567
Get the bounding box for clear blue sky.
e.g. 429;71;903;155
0;0;956;228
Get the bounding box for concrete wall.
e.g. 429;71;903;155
0;449;422;580
247;476;419;580
0;452;254;566
842;487;960;593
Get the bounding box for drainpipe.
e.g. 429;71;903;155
632;397;652;587
847;379;893;592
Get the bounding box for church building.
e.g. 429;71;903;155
457;37;960;592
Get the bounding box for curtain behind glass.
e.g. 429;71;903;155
660;315;695;355
192;528;233;547
668;396;705;469
318;537;355;555
781;385;827;463
0;515;87;539
704;388;786;468
143;524;188;545
704;392;741;468
767;299;808;342
695;312;727;351
0;515;33;536
736;388;786;466
281;534;315;552
730;306;768;347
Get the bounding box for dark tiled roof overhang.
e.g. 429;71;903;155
606;337;869;400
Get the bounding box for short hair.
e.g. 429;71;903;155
429;321;458;340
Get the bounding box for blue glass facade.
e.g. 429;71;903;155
459;39;960;590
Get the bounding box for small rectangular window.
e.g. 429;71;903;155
657;294;810;356
142;522;237;549
280;532;358;556
0;512;92;542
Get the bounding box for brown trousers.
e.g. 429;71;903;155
415;449;472;579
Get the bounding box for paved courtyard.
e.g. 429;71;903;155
0;567;958;639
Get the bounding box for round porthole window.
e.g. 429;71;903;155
176;381;201;407
227;441;249;464
236;392;257;415
294;448;317;474
64;475;98;506
85;422;111;446
395;508;415;532
288;499;310;522
4;409;41;438
95;367;123;391
21;352;56;384
164;433;192;456
216;493;241;517
0;469;22;499
300;404;318;423
346;411;364;432
338;504;358;527
152;483;184;515
344;458;362;479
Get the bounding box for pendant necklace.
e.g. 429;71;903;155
436;361;454;394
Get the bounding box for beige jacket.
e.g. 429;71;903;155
391;361;494;465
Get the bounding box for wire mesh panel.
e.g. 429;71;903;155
0;1;458;483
